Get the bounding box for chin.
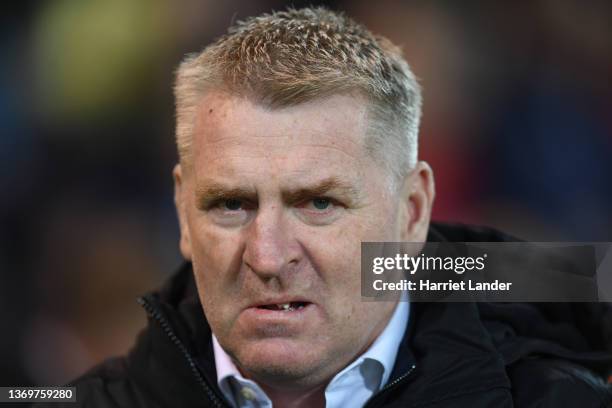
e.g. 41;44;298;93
234;338;327;384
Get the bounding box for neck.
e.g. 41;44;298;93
260;382;327;408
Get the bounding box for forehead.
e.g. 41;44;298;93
190;91;375;184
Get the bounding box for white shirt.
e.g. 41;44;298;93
212;297;409;408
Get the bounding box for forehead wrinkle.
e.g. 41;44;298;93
194;92;370;145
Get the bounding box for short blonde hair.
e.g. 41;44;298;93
174;7;422;183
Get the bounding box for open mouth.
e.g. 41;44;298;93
257;302;309;312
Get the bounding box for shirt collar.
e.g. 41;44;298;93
346;293;410;387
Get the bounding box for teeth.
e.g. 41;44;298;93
258;302;307;311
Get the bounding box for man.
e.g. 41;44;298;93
48;7;611;407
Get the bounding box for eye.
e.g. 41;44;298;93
207;198;254;227
223;198;243;211
312;197;331;210
295;196;344;226
302;197;341;214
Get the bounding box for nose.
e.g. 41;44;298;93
243;205;299;281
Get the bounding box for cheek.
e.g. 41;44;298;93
303;225;363;309
308;214;397;320
188;220;245;325
307;213;392;287
189;217;243;277
309;235;392;350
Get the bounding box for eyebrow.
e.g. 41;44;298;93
281;177;361;204
194;176;361;208
195;183;257;208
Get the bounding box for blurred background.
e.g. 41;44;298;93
1;0;611;385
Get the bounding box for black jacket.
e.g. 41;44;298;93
35;223;612;407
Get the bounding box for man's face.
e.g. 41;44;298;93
174;91;432;388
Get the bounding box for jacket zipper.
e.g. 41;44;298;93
363;364;417;408
138;297;230;408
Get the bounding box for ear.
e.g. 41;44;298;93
173;164;193;260
399;161;435;242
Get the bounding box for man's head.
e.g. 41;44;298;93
174;7;422;185
173;7;434;393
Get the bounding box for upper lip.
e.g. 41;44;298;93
247;298;313;309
